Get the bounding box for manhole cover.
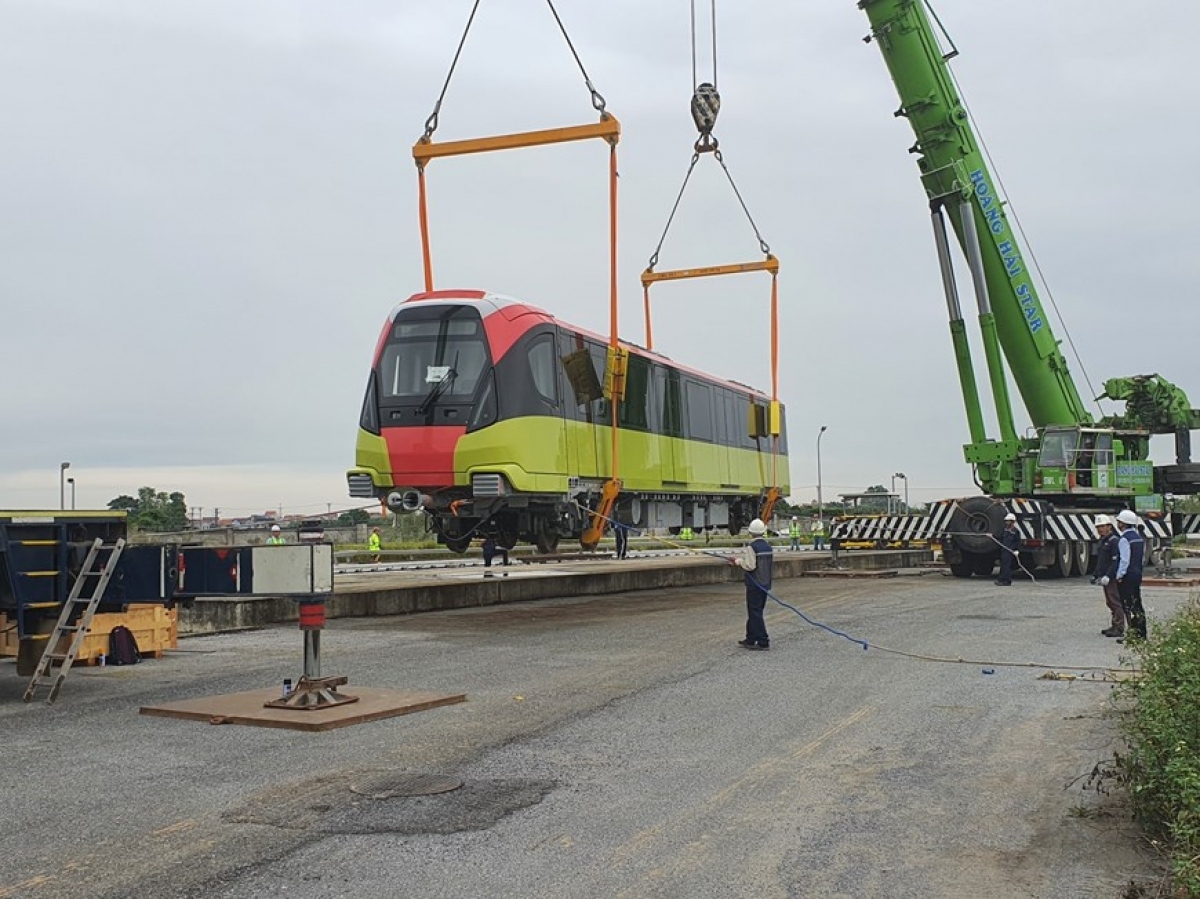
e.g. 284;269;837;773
349;773;463;800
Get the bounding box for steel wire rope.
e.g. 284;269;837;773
932;11;1103;418
647;153;701;270
420;0;481;141
572;500;1136;676
546;0;607;112
690;0;719;91
714;148;771;256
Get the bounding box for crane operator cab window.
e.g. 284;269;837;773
1038;427;1114;492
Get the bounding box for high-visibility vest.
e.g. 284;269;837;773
789;522;801;537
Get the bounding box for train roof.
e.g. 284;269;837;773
391;289;776;402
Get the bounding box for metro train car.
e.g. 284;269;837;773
346;290;790;553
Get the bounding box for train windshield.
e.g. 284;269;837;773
379;308;489;403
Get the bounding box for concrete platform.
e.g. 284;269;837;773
140;686;466;732
176;549;931;636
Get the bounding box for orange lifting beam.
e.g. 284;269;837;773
640;256;778;285
413;117;621;163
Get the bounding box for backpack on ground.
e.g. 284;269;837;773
108;625;141;666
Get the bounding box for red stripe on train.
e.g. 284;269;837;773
384;425;466;485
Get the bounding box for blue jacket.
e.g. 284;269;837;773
1094;532;1119;580
744;537;774;591
1117;528;1144;581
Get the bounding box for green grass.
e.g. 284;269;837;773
1117;594;1200;897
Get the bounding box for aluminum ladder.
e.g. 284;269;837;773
23;537;126;704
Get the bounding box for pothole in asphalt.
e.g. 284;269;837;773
225;771;555;835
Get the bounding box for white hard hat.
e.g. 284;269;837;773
748;519;766;535
1003;512;1017;521
1116;509;1139;525
1093;514;1112;527
271;524;281;532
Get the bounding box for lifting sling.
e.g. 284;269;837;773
412;1;624;548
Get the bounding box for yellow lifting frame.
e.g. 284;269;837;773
413;114;621;296
640;254;784;524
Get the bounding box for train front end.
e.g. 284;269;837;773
346;290;570;553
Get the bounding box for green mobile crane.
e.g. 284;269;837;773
849;0;1200;575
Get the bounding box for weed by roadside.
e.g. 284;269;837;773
1116;593;1200;898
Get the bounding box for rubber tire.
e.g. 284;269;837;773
949;560;975;579
970;554;996;577
948;497;1009;556
1071;540;1089;577
1046;541;1072;579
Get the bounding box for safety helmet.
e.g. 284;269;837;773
748;519;767;535
1093;514;1112;528
1003;513;1017;522
271;524;281;532
1116;509;1139;526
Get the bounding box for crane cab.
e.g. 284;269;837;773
1032;426;1154;501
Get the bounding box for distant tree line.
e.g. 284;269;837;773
107;486;188;532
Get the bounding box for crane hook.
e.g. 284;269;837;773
691;82;721;153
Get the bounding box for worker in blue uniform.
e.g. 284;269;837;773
736;518;773;650
994;512;1020;586
1114;509;1147;640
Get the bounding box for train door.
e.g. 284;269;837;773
664;370;687;483
718;389;735;487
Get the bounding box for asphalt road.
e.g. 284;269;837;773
1;568;1189;898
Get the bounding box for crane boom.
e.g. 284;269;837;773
859;0;1200;501
859;0;1090;431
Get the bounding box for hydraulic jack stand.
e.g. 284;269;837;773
263;599;359;710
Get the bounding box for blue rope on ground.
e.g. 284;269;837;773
757;581;870;651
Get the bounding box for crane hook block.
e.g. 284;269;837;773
691;82;721;143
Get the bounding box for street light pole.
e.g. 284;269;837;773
816;425;828;523
67;477;75;510
59;462;70;510
893;472;908;512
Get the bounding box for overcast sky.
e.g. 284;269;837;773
1;0;1197;519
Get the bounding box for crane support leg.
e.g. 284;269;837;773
931;205;988;447
960;201;1019;444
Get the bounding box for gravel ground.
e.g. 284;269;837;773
0;567;1190;899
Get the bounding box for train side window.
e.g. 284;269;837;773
528;335;558;407
618;354;650;430
661;370;683;436
720;393;739;448
686;380;713;442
